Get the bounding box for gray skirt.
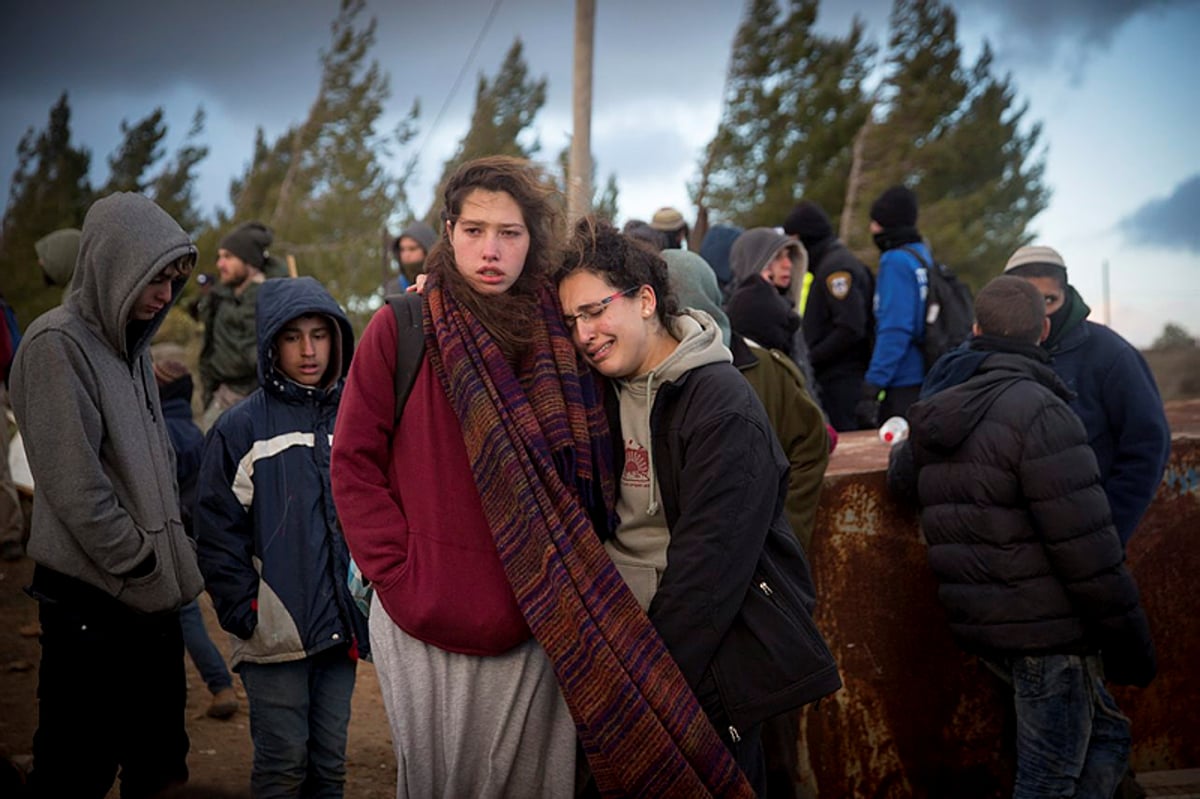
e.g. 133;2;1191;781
368;594;576;798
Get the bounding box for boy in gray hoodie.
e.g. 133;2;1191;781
10;192;205;799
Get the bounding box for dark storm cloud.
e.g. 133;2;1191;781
954;0;1198;74
0;0;745;216
0;0;331;114
1119;174;1200;254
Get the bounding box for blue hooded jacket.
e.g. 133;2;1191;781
866;242;929;389
194;276;367;666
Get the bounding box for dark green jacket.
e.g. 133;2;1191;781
198;281;263;404
731;333;829;551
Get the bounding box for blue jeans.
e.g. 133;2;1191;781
239;647;357;799
989;654;1131;799
179;599;233;694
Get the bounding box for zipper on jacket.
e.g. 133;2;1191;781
728;725;741;743
758;580;773;597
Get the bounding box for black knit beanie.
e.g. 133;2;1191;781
782;201;833;249
219;222;273;269
870;185;919;229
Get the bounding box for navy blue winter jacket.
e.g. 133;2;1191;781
1045;318;1170;544
160;374;203;535
194;277;367;667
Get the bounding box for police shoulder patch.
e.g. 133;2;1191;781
826;270;852;300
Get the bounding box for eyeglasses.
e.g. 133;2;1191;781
563;285;639;329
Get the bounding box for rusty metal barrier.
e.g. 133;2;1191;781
797;400;1200;798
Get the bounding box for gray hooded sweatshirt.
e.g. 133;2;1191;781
608;310;731;610
11;192;205;614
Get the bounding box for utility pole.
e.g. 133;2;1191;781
381;226;393;299
568;0;595;225
1102;258;1111;326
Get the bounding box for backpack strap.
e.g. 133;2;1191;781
386;292;426;427
899;244;932;271
900;244;934;335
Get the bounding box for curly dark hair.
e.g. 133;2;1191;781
425;155;563;361
558;217;678;330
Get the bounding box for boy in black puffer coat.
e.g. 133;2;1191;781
888;275;1155;799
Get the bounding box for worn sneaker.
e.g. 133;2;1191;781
206;686;238;719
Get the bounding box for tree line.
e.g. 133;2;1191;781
0;0;1058;335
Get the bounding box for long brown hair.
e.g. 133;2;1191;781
426;156;562;361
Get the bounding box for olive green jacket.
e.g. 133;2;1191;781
732;333;829;550
197;281;263;405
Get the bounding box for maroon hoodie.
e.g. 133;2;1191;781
331;304;530;655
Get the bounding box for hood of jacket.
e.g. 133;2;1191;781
35;228;82;287
910;352;1071;454
256;276;355;399
662;249;731;348
730;227;804;307
65;194;195;362
617;309;731;398
698;224;742;287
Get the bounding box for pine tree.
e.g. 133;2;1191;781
693;0;874;229
423;38;547;225
217;0;401;330
842;0;1048;289
148;107;210;236
101;108;167;196
0;92;93;326
556;141;620;224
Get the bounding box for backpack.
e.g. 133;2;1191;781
901;246;974;371
347;291;426;621
387;291;426;426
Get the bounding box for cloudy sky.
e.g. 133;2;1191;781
2;0;1197;347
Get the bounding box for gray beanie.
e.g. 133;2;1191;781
1004;244;1066;274
35;228;82;286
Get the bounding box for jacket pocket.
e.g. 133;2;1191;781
166;517;205;605
712;563;839;728
115;527;179;614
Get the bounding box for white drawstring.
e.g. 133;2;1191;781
644;371;659;517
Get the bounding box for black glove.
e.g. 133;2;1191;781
855;383;883;430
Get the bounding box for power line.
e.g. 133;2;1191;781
413;0;504;166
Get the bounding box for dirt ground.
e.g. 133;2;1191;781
0;553;398;798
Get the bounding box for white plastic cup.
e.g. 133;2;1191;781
879;416;910;445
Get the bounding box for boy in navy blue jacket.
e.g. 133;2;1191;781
194;276;366;798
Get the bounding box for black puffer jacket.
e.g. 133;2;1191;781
888;352;1155;687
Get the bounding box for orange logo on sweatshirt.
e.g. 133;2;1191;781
623;441;651;488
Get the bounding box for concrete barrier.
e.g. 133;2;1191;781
799;399;1200;798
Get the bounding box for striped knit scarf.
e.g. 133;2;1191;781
426;281;753;798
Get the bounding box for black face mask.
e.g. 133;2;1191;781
872;225;923;253
1043;292;1075;350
